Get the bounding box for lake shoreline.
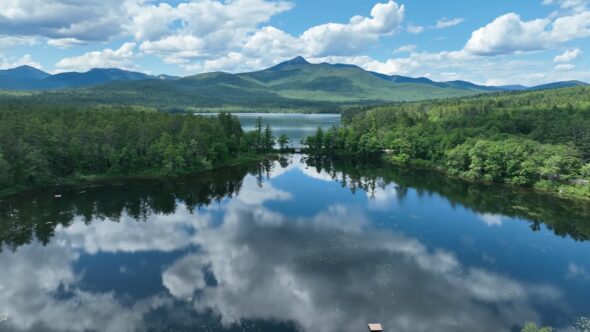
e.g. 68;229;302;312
303;152;590;202
392;157;590;202
0;153;278;199
4;150;588;203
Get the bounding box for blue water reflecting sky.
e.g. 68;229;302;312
0;156;589;332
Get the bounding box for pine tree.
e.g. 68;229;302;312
278;134;290;151
264;124;274;151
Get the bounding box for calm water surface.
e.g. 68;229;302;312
198;113;341;147
1;156;590;332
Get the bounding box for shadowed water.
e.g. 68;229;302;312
0;156;589;332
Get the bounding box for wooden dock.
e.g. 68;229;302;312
368;323;383;331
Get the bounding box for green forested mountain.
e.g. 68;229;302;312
0;58;483;111
2;57;585;112
303;86;590;199
233;57;483;102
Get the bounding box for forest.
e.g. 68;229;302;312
0;106;276;195
2;85;590;200
303;86;590;199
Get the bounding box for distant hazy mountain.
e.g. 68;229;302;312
1;65;50;80
497;85;529;91
371;74;535;92
0;66;175;90
0;58;586;110
0;65;51;89
44;68;152;89
370;72;447;88
527;80;588;91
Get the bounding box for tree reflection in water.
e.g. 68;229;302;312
0;156;588;332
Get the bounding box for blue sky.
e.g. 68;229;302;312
0;0;588;85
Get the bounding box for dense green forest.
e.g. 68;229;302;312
0;106;275;194
303;86;590;199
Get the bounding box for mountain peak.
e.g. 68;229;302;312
10;65;44;72
286;56;309;65
14;65;37;70
268;56;310;71
1;65;50;80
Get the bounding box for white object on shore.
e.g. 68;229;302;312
368;323;383;331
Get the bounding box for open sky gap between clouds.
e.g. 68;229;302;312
0;0;589;85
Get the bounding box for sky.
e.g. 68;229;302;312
0;0;588;86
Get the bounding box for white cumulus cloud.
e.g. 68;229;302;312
0;35;37;50
47;38;87;49
548;10;590;40
545;0;589;13
0;0;133;42
436;17;465;29
394;44;417;53
0;54;43;70
147;1;406;72
464;10;590;56
137;0;293;67
407;24;424;34
55;42;138;72
300;0;405;56
554;63;575;70
554;48;582;61
464;13;551;55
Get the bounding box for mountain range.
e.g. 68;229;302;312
0;66;175;90
0;57;587;110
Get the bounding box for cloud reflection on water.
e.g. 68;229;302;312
0;158;575;332
162;197;560;332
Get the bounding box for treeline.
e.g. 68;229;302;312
0;106;275;192
304;86;590;199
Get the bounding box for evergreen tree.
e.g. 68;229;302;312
314;127;324;152
255;117;263;151
0;151;11;187
263;124;274;151
278;134;290;151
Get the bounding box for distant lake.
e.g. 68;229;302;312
198;113;341;147
1;156;589;332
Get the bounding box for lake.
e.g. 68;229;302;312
1;156;589;332
197;113;341;147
